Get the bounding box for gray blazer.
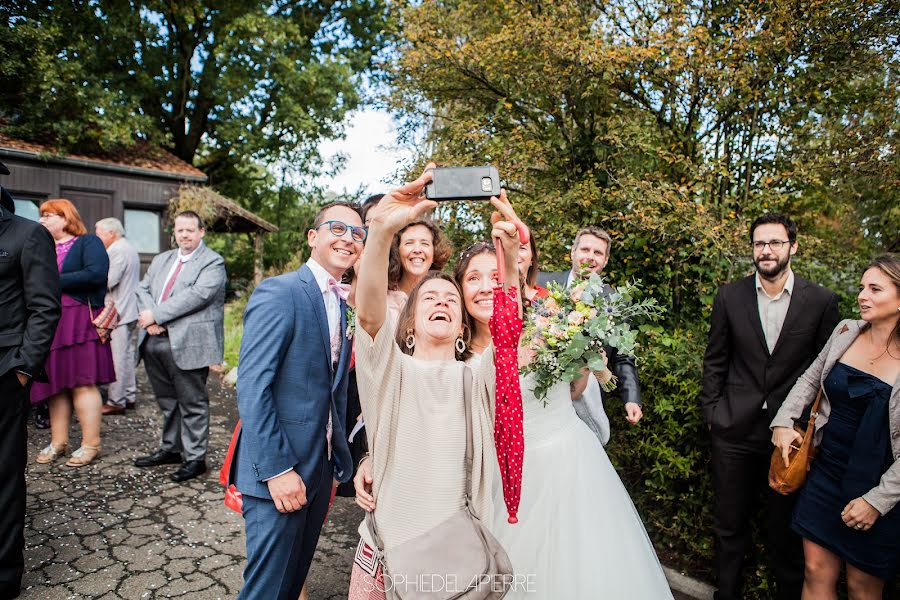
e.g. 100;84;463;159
772;319;900;515
106;237;140;324
136;243;226;370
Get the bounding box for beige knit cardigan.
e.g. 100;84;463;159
355;312;497;550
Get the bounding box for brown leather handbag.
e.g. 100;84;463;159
768;388;823;495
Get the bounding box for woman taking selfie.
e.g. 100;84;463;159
348;165;521;597
772;254;900;599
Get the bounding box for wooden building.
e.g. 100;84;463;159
0;135;277;279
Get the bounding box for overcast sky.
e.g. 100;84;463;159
314;107;414;199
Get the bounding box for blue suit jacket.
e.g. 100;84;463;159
232;265;353;500
60;234;109;307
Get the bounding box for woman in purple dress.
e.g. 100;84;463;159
33;199;115;467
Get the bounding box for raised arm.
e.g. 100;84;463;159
356;165;436;338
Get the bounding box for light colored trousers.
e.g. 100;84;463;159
108;320;138;408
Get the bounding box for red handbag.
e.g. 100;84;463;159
220;420;243;514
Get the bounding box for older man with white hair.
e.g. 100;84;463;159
95;217;141;415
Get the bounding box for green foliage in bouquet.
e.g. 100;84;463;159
520;272;664;403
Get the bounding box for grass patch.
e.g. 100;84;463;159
223;296;249;370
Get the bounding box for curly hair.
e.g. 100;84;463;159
387;219;453;289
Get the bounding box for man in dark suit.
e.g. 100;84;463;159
0;163;61;600
701;213;841;600
539;226;643;424
232;201;360;599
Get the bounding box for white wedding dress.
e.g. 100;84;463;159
489;374;674;599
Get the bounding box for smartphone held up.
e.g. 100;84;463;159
424;166;500;202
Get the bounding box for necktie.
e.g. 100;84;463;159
327;278;351;301
161;260;184;302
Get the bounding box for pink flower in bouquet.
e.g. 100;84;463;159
569;282;587;301
588;308;598;319
549;323;566;338
534;315;551;330
543;297;560;313
567;310;585;326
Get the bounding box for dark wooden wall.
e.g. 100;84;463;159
1;157;202;273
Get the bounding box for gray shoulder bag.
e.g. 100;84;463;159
366;367;513;599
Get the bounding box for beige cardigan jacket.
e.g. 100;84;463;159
771;319;900;515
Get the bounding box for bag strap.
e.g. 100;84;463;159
462;366;474;501
808;387;824;427
365;365;476;554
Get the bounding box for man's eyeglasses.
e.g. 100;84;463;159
316;220;367;243
752;240;790;251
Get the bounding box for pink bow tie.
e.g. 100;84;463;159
327;278;351;301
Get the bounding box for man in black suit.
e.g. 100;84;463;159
701;213;841;600
539;226;643;423
0;163;61;600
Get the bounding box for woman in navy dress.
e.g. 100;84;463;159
772;254;900;599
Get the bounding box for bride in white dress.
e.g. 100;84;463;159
455;242;673;600
354;240;673;599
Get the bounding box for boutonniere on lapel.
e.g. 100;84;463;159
346;307;356;340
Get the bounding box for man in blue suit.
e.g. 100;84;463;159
233;201;365;599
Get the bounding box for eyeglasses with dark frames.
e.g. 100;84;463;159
751;240;790;251
316;220;367;243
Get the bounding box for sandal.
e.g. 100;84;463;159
65;445;101;467
36;442;67;464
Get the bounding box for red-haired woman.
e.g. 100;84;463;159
33;199;114;467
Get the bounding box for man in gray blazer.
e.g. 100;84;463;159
95;217;141;415
134;210;226;482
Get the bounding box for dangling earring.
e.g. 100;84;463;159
405;328;415;350
455;334;466;355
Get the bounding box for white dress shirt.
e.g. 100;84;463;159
755;269;794;409
306;257;341;358
156;241;204;304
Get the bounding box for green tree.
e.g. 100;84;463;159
1;1;391;170
387;0;899;591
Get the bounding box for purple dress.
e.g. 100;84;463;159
30;236;116;403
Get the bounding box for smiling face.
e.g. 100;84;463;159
752;223;796;279
571;234;609;276
399;224;435;280
412;277;464;348
858;267;900;326
461;252;498;327
308;205;364;279
517;241;533;281
174;215;205;255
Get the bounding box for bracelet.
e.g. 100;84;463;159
358;452;370;468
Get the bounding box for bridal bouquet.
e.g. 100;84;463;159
520;272;663;403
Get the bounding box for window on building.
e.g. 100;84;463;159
13;199;40;222
124;208;161;253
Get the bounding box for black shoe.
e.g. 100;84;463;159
33;401;50;429
170;460;207;483
134;450;183;467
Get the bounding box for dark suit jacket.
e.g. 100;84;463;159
700;274;841;442
536;269;642;406
0;204;61;380
232;265;354;500
60;234;109;307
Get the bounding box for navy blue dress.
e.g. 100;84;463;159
792;362;899;580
